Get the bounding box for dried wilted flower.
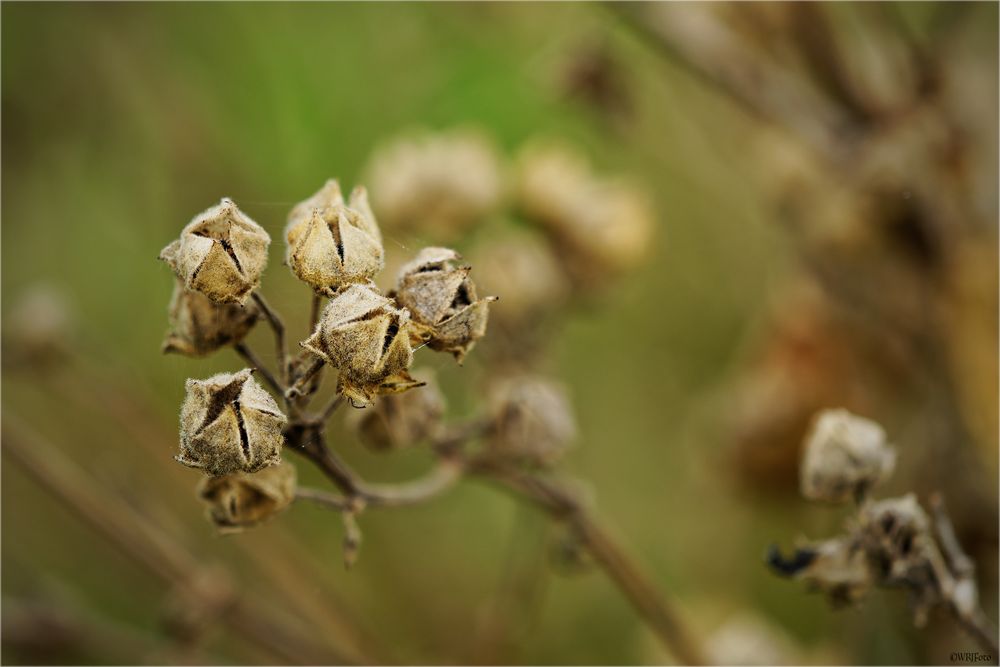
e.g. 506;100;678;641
365;129;503;239
302;284;421;407
197;461;297;533
487;375;576;466
515;142;654;284
348;371;445;451
163;280;260;357
160;198;270;305
858;494;933;584
800;408;896;503
177;369;287;476
393;247;497;362
285;180;384;293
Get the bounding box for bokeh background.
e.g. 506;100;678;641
2;2;997;665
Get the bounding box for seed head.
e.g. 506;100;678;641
487;375;576;466
776;536;874;607
801;409;896;503
858;494;932;584
393;247;497;362
365;129;502;240
302;284;421;407
160;198;270;305
285;180;385;293
178;369;287;476
516;142;654;285
163;280;260;357
348;370;445;451
197;461;297;533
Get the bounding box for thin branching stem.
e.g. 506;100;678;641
251;292;287;385
234;342;283;396
310;293;323;332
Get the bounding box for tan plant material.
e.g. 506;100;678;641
486;375;576;466
177;369;287;476
515;142;654;285
365;129;503;240
393;247;496;362
4;284;75;367
163;279;260;357
348;370;445;451
302;284;421;407
160;198;270;305
285;180;384;293
800;408;896;503
198;461;297;533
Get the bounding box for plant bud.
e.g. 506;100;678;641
197;461;297;533
301;284;421;407
364;129;502;240
487;375;576;466
800;409;896;503
162;280;260;357
515;142;654;285
347;370;445;451
177;369;287;476
393;247;497;362
285;180;385;293
160;198;270;305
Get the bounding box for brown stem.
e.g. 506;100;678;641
234;342;283;396
286;357;325;400
468;462;706;665
310;293;323;332
251;292;287;385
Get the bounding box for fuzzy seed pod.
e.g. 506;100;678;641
365;129;502;240
858;494;933;583
302;284;421;407
285;180;385;293
160;198;270;305
393;247;497;362
348;370;445;451
769;536;874;606
515;142;654;286
177;369;286;476
800;409;896;503
162;280;260;357
487;375;576;466
197;461;297;533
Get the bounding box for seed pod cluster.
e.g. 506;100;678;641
177;369;286;476
302;284;422;407
160;198;271;305
198;461;297;533
285;180;385;294
393;247;497;362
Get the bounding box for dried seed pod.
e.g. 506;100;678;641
285;180;385;293
160;198;270;305
515;142;654;286
365;129;502;240
162;279;260;357
487;375;576;466
393;247;497;362
768;536;874;606
301;284;421;407
800;409;896;503
177;369;286;476
858;494;933;582
348;370;445;451
197;461;297;533
4;284;74;368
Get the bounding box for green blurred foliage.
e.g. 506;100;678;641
2;3;996;665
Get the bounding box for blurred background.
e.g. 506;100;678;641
2;2;997;665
